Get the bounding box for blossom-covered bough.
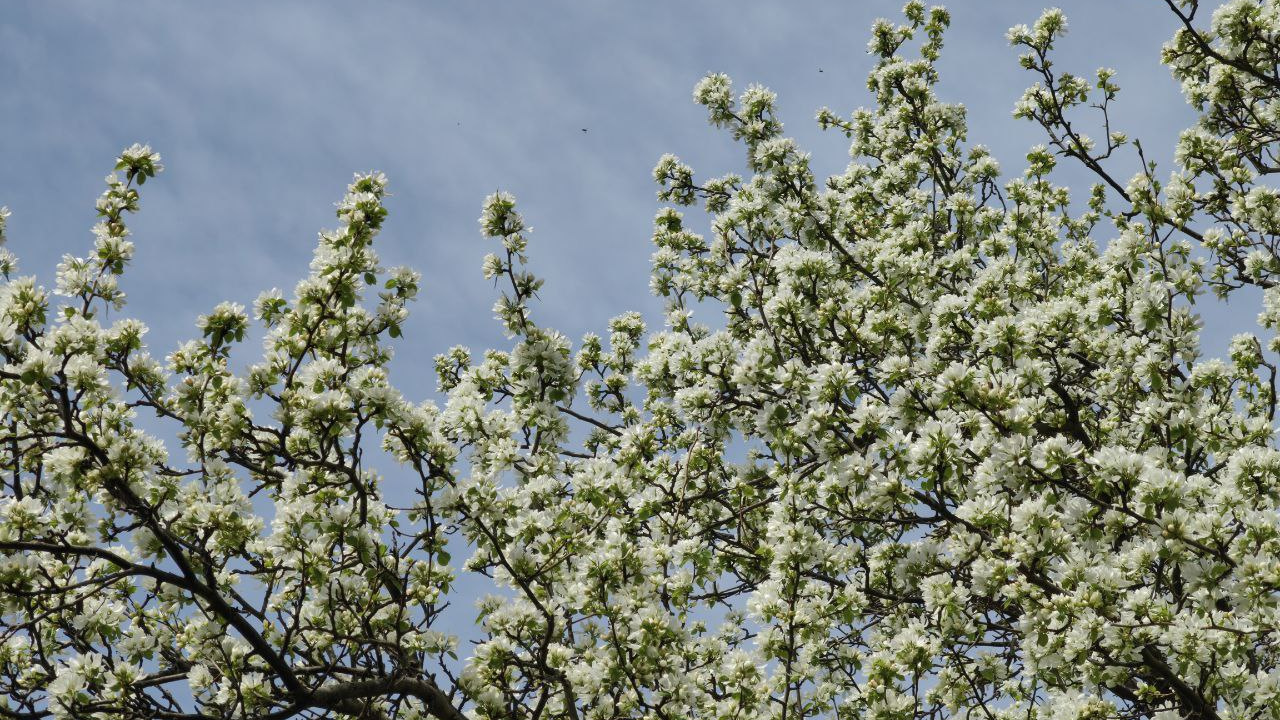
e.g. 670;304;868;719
2;1;1279;718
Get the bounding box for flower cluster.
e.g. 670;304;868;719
2;3;1280;720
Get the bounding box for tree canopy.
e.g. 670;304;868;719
2;2;1280;719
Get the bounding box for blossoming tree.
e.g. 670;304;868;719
2;1;1279;719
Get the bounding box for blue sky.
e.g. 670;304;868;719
1;1;1245;403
